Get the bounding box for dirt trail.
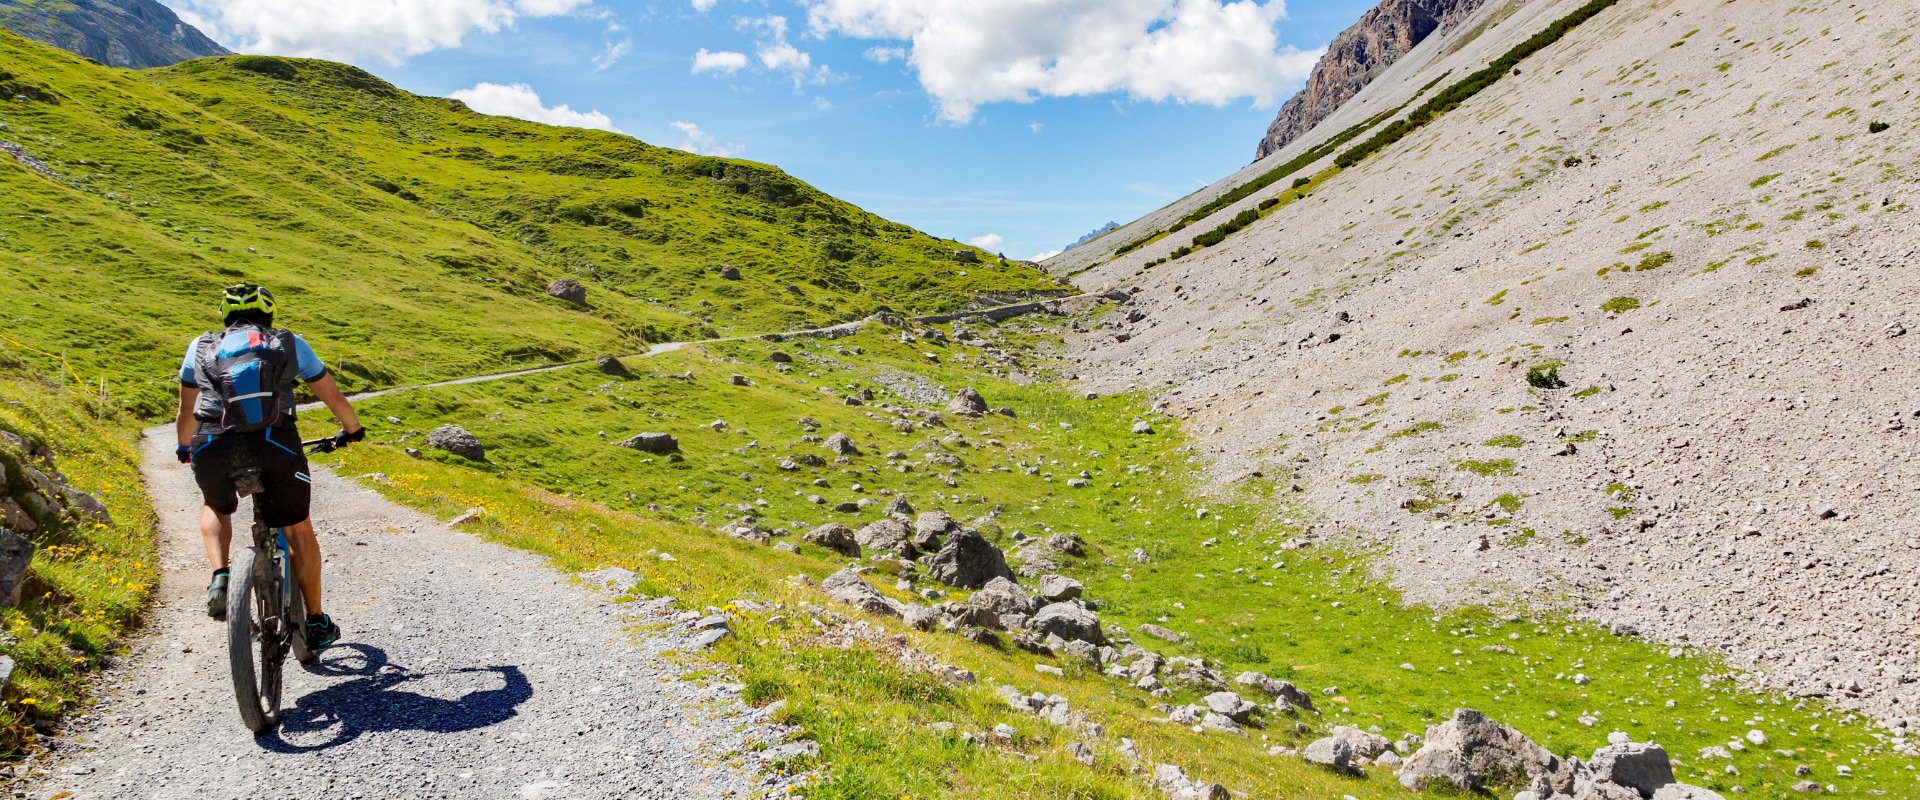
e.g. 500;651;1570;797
29;432;790;799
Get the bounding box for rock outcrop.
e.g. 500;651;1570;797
1399;708;1580;793
0;0;230;69
426;425;486;461
1253;0;1489;160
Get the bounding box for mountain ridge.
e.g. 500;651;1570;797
0;0;228;68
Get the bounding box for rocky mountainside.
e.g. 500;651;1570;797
1253;0;1493;160
1064;0;1920;731
0;0;228;68
1063;221;1120;252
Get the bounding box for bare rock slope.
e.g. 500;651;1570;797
1255;0;1493;160
0;0;228;69
1065;0;1920;725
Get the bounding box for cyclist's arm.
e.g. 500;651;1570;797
308;374;362;435
176;386;199;448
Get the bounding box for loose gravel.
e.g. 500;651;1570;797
26;430;796;799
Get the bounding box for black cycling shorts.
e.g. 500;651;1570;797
189;426;312;528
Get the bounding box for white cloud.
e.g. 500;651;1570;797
670;121;743;156
594;37;632;70
864;45;906;63
691;48;750;75
802;0;1321;122
175;0;594;64
449;82;620;132
739;15;836;86
1028;249;1063;261
968;233;1005;250
1028;120;1043;133
691;0;720;10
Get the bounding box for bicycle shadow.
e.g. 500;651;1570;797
255;643;532;752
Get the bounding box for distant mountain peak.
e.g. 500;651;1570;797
1064;221;1121;252
0;0;229;69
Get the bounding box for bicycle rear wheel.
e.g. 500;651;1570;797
227;543;287;733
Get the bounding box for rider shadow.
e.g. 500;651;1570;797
255;643;532;752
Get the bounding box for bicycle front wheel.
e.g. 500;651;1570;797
227;544;286;733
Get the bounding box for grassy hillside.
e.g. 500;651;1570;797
326;311;1908;797
0;361;157;757
0;29;1057;417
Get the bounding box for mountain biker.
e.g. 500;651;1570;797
174;283;364;649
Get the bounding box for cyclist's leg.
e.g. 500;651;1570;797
199;505;234;571
283;518;323;615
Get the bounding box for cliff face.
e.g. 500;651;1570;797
1254;0;1491;160
0;0;228;69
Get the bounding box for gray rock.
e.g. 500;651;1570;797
1588;742;1674;797
1188;783;1231;800
1132;421;1155;435
1573;782;1643;800
1235;671;1315;711
1138;623;1186;644
426;425;486;461
1037;573;1084;601
913;510;957;550
1790;781;1822;793
1304;736;1353;772
758;740;818;765
1153;764;1193;795
1068;741;1096;767
961;577;1039;627
0;498;36;535
1399;708;1580;794
1330;725;1393;759
883;495;915;518
769;351;793;363
615;432;679;454
720;266;741;280
691;627;731;649
1652;785;1727;800
1204;691;1257;722
945;387;988;416
595;356;629;377
824;432;859;456
59;487;110;526
925;528;1015;588
0;527;35;607
546;277;587;304
821;568;902;618
854;518;916;558
804;523;861;557
1027;602;1103;645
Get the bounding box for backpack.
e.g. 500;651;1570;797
193;324;300;433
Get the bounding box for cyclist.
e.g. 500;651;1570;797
174;283;364;649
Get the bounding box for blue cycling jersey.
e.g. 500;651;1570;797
179;332;326;388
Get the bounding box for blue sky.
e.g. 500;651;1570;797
169;0;1377;259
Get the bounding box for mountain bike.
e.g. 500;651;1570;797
227;436;338;733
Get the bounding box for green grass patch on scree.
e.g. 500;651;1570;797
0;30;1056;418
329;314;1909;798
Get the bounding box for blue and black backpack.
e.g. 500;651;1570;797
193;324;299;433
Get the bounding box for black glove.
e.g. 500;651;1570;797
331;426;367;450
175;444;193;464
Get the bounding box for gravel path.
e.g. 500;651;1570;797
27;431;791;800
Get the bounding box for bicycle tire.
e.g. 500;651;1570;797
227;544;285;733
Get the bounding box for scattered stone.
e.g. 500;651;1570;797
615;432;679;454
769;351;793;363
720;266;741;280
1138;623;1186;644
1068;741;1096;767
925;528;1015;588
854;518;916;558
1330;725;1392;760
804;523;861;557
1588;741;1674;796
1132;421;1155;435
545;277;587;305
758;740;818;765
595;356;628;377
946;387;989;416
884;495;915;518
1037;574;1084;602
1204;692;1257;723
1398;708;1579;794
821;568;902;618
1652;784;1728;800
1304;736;1354;773
824;433;859;456
1235;672;1315;711
0;528;34;608
1027;602;1104;645
913;511;958;550
425;425;486;461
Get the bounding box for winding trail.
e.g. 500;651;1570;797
31;433;788;799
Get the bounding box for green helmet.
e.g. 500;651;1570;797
218;282;276;320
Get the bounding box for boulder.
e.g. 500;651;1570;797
913;510;958;551
945;387;988;416
0;527;33;607
854;518;916;558
546;277;587;305
961;577;1039;627
925;528;1015;588
720;266;741;280
769;351;793;363
1399;708;1580;794
1138;623;1186;644
1303;736;1353;773
1037;574;1084;602
821;568;901;618
1204;692;1257;723
953;249;979;263
1132;421;1155;435
426;425;486;461
0;498;35;535
804;523;861;557
60;487;110;526
1330;725;1393;760
883;495;915;518
1588;742;1674;797
595;356;629;377
1574;782;1644;800
1652;785;1726;800
1027;602;1103;645
1235;671;1315;712
615;432;679;454
824;432;859;456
